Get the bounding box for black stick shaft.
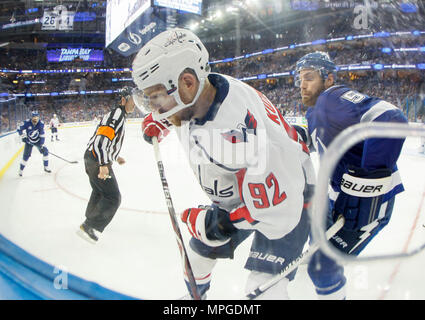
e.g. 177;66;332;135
152;137;201;300
48;151;78;164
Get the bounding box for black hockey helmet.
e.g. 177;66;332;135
118;86;134;100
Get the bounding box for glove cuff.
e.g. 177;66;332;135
341;171;392;198
196;209;231;247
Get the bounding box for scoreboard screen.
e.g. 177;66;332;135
153;0;202;15
105;0;151;47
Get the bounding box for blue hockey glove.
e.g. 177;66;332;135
333;166;392;231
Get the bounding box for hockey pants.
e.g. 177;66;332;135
83;150;121;232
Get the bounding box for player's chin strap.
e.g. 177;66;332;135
152;77;207;121
244;216;345;300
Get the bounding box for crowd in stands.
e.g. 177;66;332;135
1;33;424;133
0;94;145;133
248;72;424;119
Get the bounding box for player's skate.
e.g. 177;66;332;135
44;167;51;173
77;222;100;244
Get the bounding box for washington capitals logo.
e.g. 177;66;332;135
221;110;257;144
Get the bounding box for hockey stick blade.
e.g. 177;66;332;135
244;216;345;300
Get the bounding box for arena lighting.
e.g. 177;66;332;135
6;89;122;98
382;47;392;53
226;6;238;13
3;61;423;98
262;49;274;54
0;68;129;74
189;22;199;31
312;39;326;45
400;3;418;13
374;32;391;38
25;8;38;14
208;30;425;65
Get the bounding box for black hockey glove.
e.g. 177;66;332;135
182;205;237;246
333;166;392;231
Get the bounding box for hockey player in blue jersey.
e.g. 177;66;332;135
17;110;51;176
294;51;407;299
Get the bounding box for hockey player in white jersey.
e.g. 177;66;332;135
132;28;315;299
49;114;60;141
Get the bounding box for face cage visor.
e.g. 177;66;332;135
294;63;337;88
132;77;206;121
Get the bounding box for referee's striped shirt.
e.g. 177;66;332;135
87;105;126;166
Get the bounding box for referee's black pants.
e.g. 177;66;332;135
83;150;121;232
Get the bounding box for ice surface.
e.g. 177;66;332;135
0;123;424;300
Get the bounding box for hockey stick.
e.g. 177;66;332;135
244;216;345;300
48;151;78;164
23;139;78;164
152;137;201;300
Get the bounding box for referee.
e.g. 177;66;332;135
77;86;135;244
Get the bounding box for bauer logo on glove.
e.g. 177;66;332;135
340;170;392;197
333;166;392;231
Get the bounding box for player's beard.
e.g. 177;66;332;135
301;82;325;107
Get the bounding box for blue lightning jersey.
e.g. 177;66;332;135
305;85;407;202
17;119;46;145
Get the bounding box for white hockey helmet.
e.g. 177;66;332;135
131;28;210;120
